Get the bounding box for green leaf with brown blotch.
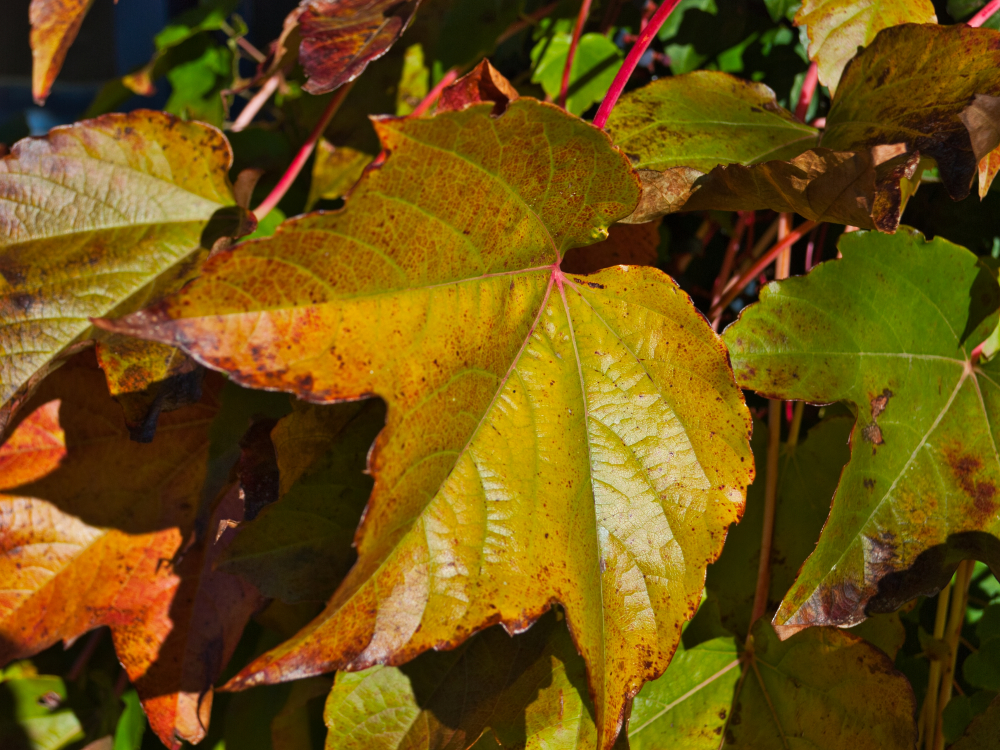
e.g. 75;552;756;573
0;110;235;435
821;23;1000;202
29;0;96;105
723;227;1000;638
217;399;385;603
604;72;819;173
794;0;937;93
324;612;597;750
628;619;916;749
98;97;753;750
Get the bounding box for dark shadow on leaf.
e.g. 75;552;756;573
961;262;1000;346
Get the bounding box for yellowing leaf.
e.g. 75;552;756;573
306;139;373;210
29;0;96;105
723;228;1000;637
101;98;753;749
795;0;937;93
980;146;1000;198
0;111;234;431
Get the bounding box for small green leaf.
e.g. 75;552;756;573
531;27;623;116
0;662;84;750
113;690;146;750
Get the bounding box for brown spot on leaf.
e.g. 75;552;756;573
870;388;893;419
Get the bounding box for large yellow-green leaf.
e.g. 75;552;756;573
100;98;753;749
723;228;1000;637
0;111;234;428
795;0;937;93
605;72;819;172
822;23;1000;201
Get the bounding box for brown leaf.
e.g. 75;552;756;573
562;220;661;275
29;0;96;105
437;59;519;116
620;168;702;224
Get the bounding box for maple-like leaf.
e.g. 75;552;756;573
28;0;96;105
821;23;1000;202
0;358;260;749
723;228;1000;637
629;620;917;749
0;111;235;434
794;0;937;93
100;97;753;748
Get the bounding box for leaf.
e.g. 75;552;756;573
821;23;1000;202
99;97;753;749
722;228;1000;637
561;221;661;275
628;620;917;749
28;0;95;105
0;358;261;749
324;612;596;750
951;693;1000;750
164;40;233;127
294;0;422;95
217;399;385;603
980;146;1000;199
0;661;84;750
605;72;819;173
0;111;235;431
306;140;373;210
395;43;430;116
794;0;937;93
437;59;520;116
112;691;146;750
530;25;623;116
271;678;330;750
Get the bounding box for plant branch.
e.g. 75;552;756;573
969;0;1000;27
710;212;750;330
920;582;953;748
410;68;459;118
794;63;819;122
559;0;594;108
933;560;976;750
710;219;818;319
253;82;353;221
231;74;281;132
593;0;681;128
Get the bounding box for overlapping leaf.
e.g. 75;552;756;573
794;0;937;92
0;358;260;748
723;228;1000;637
29;0;95;105
530;22;623;117
0;111;235;434
100;96;753;748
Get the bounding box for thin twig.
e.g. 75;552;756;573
969;0;1000;27
253;82;353;221
593;0;681;128
794;63;819;123
559;0;594;108
787;402;805;451
933;560;976;750
497;1;560;45
231;74;280;132
710;213;749;330
750;398;782;628
410;68;459;118
920;583;953;748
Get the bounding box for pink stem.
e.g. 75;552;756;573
559;0;594;108
231;74;280;132
409;68;459;118
253;82;353;220
969;0;1000;26
592;0;681;129
795;62;818;122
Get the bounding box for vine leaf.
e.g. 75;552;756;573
0;111;235;434
605;72;819;173
723;228;1000;637
0;357;261;749
794;0;937;93
29;0;95;105
99;97;753;749
530;22;624;117
628;620;916;749
324;612;597;750
821;23;1000;202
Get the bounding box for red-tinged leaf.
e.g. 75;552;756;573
980;147;1000;198
437;59;520;116
0;357;261;748
29;0;96;105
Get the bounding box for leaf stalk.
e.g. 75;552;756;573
794;63;818;123
410;68;459;118
969;0;1000;27
933;559;976;750
750;397;782;628
559;0;593;108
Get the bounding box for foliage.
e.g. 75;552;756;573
3;1;1000;749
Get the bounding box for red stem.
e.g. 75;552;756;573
969;0;1000;26
253;82;353;220
410;68;459;118
795;63;819;123
592;0;681;128
559;0;594;108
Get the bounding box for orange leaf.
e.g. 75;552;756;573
29;0;96;105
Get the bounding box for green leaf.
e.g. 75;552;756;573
530;28;623;116
605;71;819;172
0;662;84;750
113;690;146;750
658;0;718;40
395;44;430;116
723;228;1000;636
324;613;595;750
794;0;937;92
0;111;234;434
951;692;1000;750
164;39;233;127
822;24;1000;201
101;97;753;750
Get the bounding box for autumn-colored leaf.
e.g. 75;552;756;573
723;228;1000;637
979;146;1000;198
605;72;819;172
0;111;235;434
437;59;519;116
100;97;753;749
324;612;596;750
29;0;96;105
0;358;260;749
821;23;1000;201
629;619;916;749
795;0;937;93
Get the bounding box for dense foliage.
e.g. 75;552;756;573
3;0;1000;749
